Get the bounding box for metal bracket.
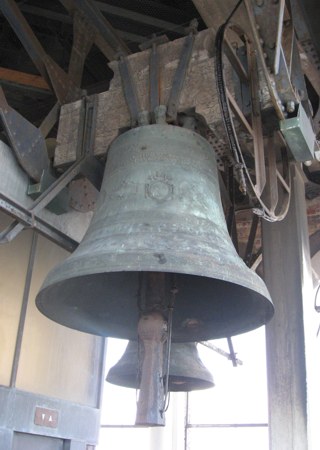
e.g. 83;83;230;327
77;95;104;189
0;153;89;247
117;19;197;127
27;170;70;215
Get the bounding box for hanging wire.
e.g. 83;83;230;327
161;306;173;414
214;0;246;194
314;283;320;313
313;282;320;337
214;0;282;222
136;337;143;405
161;275;177;415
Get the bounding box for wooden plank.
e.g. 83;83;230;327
0;67;50;91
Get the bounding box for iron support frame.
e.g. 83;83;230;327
0;195;78;252
0;95;102;250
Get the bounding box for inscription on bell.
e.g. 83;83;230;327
108;180;139;199
145;173;174;203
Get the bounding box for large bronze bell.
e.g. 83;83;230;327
36;124;273;341
107;341;214;392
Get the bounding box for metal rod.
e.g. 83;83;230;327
184;393;189;450
162;306;173;413
118;56;141;126
186;423;268;428
167;31;195;122
96;338;107;409
149;42;160;115
199;341;243;366
10;232;38;387
227;336;237;367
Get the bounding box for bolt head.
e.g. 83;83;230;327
286;101;295;113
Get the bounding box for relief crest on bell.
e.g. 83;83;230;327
145;172;174;203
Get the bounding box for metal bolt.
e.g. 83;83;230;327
315;149;320;162
286;101;295;113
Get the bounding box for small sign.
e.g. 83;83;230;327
34;407;59;428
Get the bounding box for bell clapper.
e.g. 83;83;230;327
135;273;177;425
161;278;177;413
135;311;167;426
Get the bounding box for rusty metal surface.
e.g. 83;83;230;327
36;125;273;342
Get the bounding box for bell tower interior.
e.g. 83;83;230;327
0;0;320;449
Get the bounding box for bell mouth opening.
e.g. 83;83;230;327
168;377;214;392
36;269;274;342
106;375;214;392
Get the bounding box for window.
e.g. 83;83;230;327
99;327;268;449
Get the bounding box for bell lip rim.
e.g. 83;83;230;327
38;262;272;303
105;375;215;391
36;269;274;342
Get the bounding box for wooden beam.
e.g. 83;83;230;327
0;67;50;91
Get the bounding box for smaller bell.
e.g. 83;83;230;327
106;341;214;392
